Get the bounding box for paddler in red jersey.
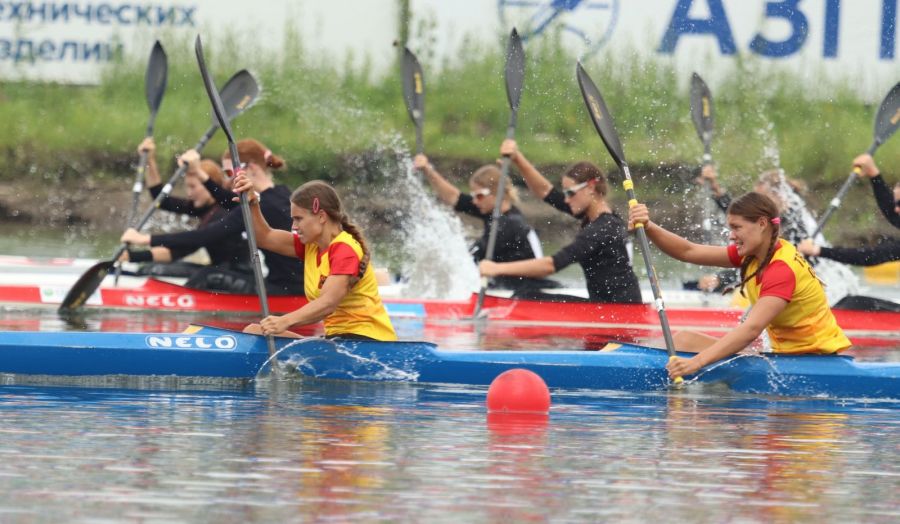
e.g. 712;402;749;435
232;174;396;341
628;192;851;379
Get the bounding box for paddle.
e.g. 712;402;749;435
401;46;425;155
474;28;525;318
575;62;682;386
812;81;900;238
195;35;276;358
114;41;168;285
689;72;717;245
58;69;261;312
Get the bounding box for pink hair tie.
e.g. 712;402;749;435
771;217;781;225
312;197;320;214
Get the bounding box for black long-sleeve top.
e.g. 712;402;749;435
455;192;543;291
870;175;900;229
819;239;900;266
147;182;249;268
149;183;302;294
544;188;642;303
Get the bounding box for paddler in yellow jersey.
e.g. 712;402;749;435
628;192;851;379
232;174;396;341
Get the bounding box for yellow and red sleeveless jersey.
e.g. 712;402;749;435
293;230;396;341
728;239;851;354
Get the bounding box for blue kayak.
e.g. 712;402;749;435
1;326;897;399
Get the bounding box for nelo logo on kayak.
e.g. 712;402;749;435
145;336;237;350
124;294;196;308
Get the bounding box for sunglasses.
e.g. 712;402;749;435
895;199;900;208
563;180;591;198
470;188;492;200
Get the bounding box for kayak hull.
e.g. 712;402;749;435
1;327;897;399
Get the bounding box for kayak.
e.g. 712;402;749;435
1;277;896;346
0;325;897;399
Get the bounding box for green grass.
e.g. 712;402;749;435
0;30;894;200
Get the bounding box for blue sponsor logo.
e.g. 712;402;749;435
499;0;620;57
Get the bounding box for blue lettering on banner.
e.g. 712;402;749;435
658;0;737;55
748;0;808;58
883;0;897;59
0;38;121;62
0;2;197;26
145;335;238;351
823;0;840;58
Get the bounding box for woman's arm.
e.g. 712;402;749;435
232;173;295;257
480;257;555;279
666;295;787;378
259;275;350;334
138;137;161;188
414;154;460;206
502;139;553;199
628;203;732;267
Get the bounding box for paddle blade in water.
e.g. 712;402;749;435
219;69;261;123
195;35;235;144
58;260;115;312
872;81;900;150
145;41;168;114
690;72;714;147
504;28;526;111
401;47;425;128
576;62;626;168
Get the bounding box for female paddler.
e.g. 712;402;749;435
628;192;851;379
477;140;642;303
232;173;397;341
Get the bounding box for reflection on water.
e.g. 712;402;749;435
0;382;896;521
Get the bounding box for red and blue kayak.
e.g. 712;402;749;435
1;277;896;345
0;325;896;399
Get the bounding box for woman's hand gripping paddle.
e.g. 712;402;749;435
474;28;525;319
195;35;276;358
812;81;900;238
58;70;261;313
576;62;683;387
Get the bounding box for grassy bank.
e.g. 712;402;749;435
0;32;896;238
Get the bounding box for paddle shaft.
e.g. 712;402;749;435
474;116;517;317
621;165;678;357
229;156;276;357
699;152;715;246
812;142;877;238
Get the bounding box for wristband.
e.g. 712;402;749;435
127;248;153;263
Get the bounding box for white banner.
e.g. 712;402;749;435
0;1;897;99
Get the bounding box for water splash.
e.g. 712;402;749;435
345;134;479;299
754;125;859;304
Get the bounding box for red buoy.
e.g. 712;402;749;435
486;368;551;414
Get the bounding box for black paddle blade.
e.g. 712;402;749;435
58;260;115;312
504;28;525;111
145;41;168;113
576;62;626;168
690;72;714;146
195;35;235;144
872;81;900;150
401;47;424;128
219;69;261;123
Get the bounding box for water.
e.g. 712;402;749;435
0;381;897;522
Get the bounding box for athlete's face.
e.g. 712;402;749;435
562;176;592;215
185;174;214;208
291;203;326;244
469;184;496;214
726;214;770;258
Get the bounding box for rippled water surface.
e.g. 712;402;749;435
0;380;898;523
